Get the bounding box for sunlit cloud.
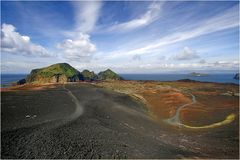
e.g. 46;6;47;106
57;33;96;61
59;1;102;62
1;23;51;57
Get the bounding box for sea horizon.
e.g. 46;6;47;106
1;73;239;88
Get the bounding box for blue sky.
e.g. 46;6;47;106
1;1;239;74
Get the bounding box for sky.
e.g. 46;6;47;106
1;1;239;74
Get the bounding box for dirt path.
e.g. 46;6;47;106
63;85;84;121
164;92;196;126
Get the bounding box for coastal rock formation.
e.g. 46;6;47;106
97;69;123;80
17;79;26;85
81;70;97;81
26;63;82;84
234;73;239;80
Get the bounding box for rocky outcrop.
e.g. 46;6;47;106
17;79;26;85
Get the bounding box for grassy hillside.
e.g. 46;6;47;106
30;63;79;78
81;70;97;80
98;69;123;80
26;63;80;83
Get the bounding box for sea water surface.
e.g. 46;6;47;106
120;74;239;84
1;74;27;88
1;73;239;88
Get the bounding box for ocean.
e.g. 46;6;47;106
1;73;239;88
120;74;239;84
1;74;27;88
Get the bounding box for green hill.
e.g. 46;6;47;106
97;69;123;80
26;63;81;84
81;70;97;81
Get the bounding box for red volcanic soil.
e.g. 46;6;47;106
142;90;192;119
96;80;239;125
181;94;239;126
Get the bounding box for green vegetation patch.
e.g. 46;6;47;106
30;63;79;78
98;69;123;80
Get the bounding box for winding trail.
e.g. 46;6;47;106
164;91;236;129
164;92;196;126
63;85;84;121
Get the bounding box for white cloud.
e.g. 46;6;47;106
58;2;101;62
108;2;163;32
1;23;51;57
116;61;239;73
174;47;200;60
57;33;96;61
104;5;238;59
73;1;102;33
214;60;239;68
58;58;239;74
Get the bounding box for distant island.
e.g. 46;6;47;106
189;72;208;77
18;63;123;85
